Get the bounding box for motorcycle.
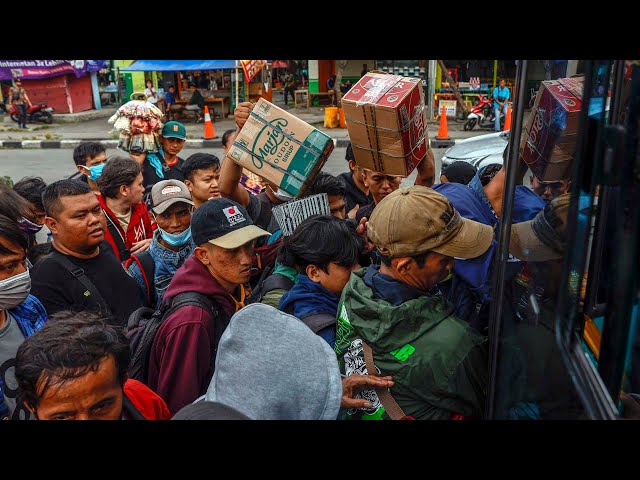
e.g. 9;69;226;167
463;95;493;131
9;102;54;124
464;95;506;131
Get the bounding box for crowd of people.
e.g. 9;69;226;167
1;98;582;421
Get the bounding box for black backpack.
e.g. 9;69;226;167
245;262;295;305
126;291;229;384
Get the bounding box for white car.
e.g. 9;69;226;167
442;130;510;171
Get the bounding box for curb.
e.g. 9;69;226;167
0;138;360;150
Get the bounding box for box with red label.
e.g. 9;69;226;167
341;72;429;177
519;76;584;181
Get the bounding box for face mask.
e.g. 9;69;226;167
0;270;31;310
82;163;106;181
159;226;192;247
18;217;43;235
268;185;294;203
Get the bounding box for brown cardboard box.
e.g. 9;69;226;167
341;72;428;176
225;98;334;198
519;76;584;181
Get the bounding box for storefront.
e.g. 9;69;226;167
119;60;273;118
0;60;109;113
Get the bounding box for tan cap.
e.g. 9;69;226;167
151;180;194;214
509;193;570;261
368;186;493;259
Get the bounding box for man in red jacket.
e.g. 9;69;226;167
15;310;171;420
97;156;153;262
147;197;270;414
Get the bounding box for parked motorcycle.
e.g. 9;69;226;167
463;95;493;131
464;95;506;131
9;102;54;124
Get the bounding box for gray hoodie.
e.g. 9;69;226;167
205;303;342;420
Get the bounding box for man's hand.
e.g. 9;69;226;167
341;374;394;409
129;238;152;254
234;102;254;130
129;152;147;165
356;217;375;252
347;204;359;220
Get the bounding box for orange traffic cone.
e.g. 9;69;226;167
503;103;512;131
431;104;454;148
203;106;216;139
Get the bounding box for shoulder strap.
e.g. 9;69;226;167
104;212;130;261
128;251;156;306
168;291;230;369
48;251;112;316
361;340;407;420
122;393;147;420
254;191;274;232
261;273;295;298
298;312;336;334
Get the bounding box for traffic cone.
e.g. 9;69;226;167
503;103;512;131
431;104;455;148
203;106;216;139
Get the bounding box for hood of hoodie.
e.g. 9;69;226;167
164;255;236;319
341;267;455;351
205;303;342;420
279;274;339;319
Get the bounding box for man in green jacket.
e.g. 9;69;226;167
334;186;494;420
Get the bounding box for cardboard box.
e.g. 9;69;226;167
519;76;584;181
226;98;334;197
341;72;429;177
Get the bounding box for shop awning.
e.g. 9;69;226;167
120;60;237;72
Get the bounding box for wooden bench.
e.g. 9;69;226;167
294;89;309;108
309;92;334;107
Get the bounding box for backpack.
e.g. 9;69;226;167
125;251;157;307
249;236;283;289
126;291;229;384
282;302;336;334
245;262;295;304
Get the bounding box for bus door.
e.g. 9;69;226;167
485;59;640;419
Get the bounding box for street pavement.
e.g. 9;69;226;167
0;147;441;189
0;89;477;183
0;89;492;149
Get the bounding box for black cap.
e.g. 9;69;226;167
191;197;270;248
441;161;477;185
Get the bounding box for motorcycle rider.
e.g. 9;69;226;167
9;79;32;129
492;78;510;132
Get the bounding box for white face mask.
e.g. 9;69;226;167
0;270;31;311
268;185;294;203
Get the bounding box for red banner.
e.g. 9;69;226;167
240;60;266;82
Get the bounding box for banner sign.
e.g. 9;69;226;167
0;60;109;80
240;60;267;82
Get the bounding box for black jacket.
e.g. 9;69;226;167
338;172;372;214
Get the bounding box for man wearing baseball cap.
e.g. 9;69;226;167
126;179;196;308
131;120;188;208
335;186;493;420
146;197;270;414
505;194;585;419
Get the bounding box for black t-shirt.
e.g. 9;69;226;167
246;192;280;231
30;242;145;326
142;156;186;207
